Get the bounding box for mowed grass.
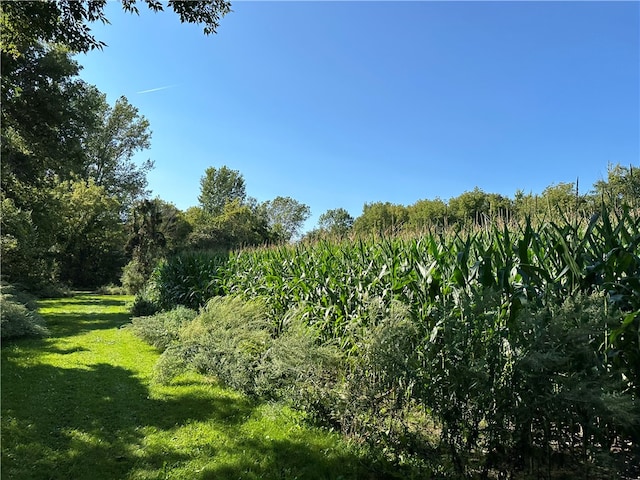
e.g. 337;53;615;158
1;294;369;480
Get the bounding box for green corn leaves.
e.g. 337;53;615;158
149;206;639;476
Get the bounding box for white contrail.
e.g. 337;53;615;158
136;85;176;94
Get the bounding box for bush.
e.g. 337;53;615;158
130;282;162;317
278;299;437;465
254;307;342;402
129;306;197;351
507;293;639;477
121;259;147;295
0;282;38;309
152;296;342;404
0;283;48;339
337;301;425;450
157;296;271;390
141;290;639;477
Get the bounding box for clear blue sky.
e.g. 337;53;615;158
77;1;639;231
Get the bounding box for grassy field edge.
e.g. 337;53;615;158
1;294;371;480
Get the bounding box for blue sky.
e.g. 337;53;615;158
77;1;639;231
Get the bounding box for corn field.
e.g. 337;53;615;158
146;207;640;478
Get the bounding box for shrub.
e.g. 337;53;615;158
254;307;342;403
337;301;425;451
130;282;162;317
129;306;197;351
121;259;147;295
152;296;342;404
95;283;127;295
507;293;639;477
0;282;38;309
155;296;271;391
0;284;48;339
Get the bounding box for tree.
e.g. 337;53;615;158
486;193;513;220
183;206;219;250
317;208;354;237
263;196;311;242
0;194;54;289
593;163;640;209
513;189;538;219
447;188;490;225
84;95;153;211
353;202;408;236
154;200;192;254
0;0;230;291
0;0;231;57
539;182;581;218
198;166;246;216
1;44;152;209
53;178;125;287
2;176;127;289
0;42;154;290
1;43;101;195
126;200;166;266
121;198;168;293
184;200;271;251
407;198;448;230
215;199;272;247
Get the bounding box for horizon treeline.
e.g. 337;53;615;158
305;163;639;240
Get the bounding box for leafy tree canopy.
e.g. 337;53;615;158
353;202;408;236
198;166;246;216
537;182;583;217
52;178;125;287
0;0;231;56
447;187;490;224
1;42;153;289
317;208;354;237
84;95;153;211
594;163;640;208
407;198;448;229
1;43;152;211
263;196;311;242
1;43;100;193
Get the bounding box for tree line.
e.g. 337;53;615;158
306;164;639;240
0;23;313;291
1;0;229;292
1;1;637;294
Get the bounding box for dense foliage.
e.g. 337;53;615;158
1;42;151;290
0;283;49;340
0;0;234;293
0;40;309;292
0;1;231;56
134;207;640;478
3;4;638;476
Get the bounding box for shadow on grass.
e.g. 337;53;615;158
42;311;132;338
1;360;253;480
2;294;371;480
38;294;131;308
200;436;375;480
35;295;133;338
39;345;90;355
2;357;370;480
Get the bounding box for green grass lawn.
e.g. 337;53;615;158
1;294;371;480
